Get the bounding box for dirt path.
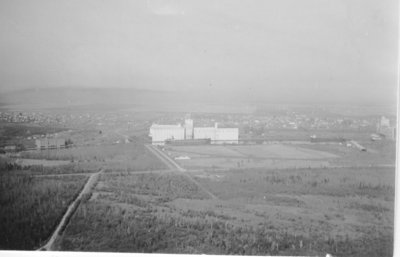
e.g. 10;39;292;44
37;168;104;251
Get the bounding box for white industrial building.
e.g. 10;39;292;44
193;123;239;144
377;116;396;140
35;138;66;150
149;124;185;145
184;119;194;140
149;119;238;145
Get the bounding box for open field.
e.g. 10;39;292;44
165;144;337;170
0;140;168;251
229;144;338;159
296;140;396;167
0;172;88;250
178;157;330;170
243;129;376;142
0;157;100;175
0;122;66;148
164;140;395;170
19;143;166;171
14;158;71;167
0;110;395;256
54;165;394;256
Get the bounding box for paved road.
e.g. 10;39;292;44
37;169;104;251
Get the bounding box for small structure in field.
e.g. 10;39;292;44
4;145;17;152
377;116;396;140
174;156;191;160
35;138;66;150
349;140;366;152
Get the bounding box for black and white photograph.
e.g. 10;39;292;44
0;0;398;256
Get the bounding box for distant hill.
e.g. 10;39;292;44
0;87;395;115
0;87;255;113
0;87;187;111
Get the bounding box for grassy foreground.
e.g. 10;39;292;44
0;172;87;250
55;166;394;256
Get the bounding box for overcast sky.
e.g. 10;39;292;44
0;0;398;104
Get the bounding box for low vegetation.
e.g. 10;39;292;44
0;157;98;175
20;143;166;171
0;172;87;250
0;122;65;147
58;202;393;256
195;167;395;201
98;173;210;201
56;167;394;256
0;123;394;255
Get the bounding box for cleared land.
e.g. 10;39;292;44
230;144;338;159
165;144;337;170
54;166;394;256
20;143;166;172
14;158;71;167
0;171;88;250
0;122;66;148
1;125;395;255
0;140;168;251
297;140;396;167
165;141;396;170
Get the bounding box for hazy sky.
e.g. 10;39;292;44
0;0;398;104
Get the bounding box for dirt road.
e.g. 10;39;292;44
145;144;180;170
145;144;218;200
37;169;104;251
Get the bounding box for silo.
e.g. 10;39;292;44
184;119;194;140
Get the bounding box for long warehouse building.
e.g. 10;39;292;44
149;124;185;145
149;119;238;145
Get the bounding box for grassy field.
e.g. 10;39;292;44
20;143;166;171
177;157;330;170
297;140;396;166
54;166;394;256
1;124;394;255
0;172;88;250
165;141;395;170
166;144;337;159
0;138;168;251
243;129;375;142
0;157;100;175
230;144;338;159
0;122;66;148
165;144;337;170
